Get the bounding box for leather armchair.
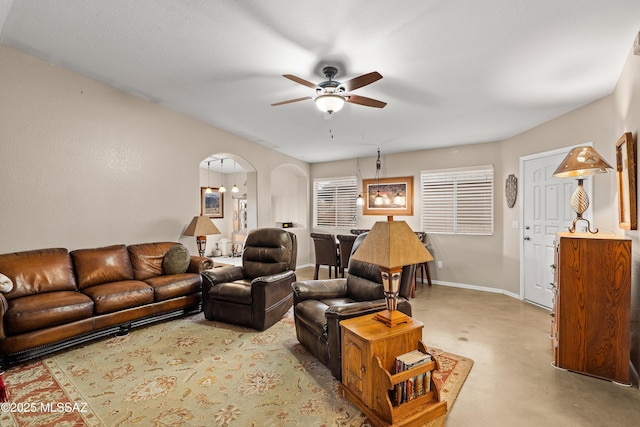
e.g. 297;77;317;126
201;228;297;331
291;233;414;380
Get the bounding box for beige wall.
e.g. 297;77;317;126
311;46;640;299
613;46;640;378
0;45;311;265
2;40;639;299
312;142;505;290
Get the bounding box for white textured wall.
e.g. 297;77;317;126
0;45;311;265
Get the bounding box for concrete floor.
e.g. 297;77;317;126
296;267;640;427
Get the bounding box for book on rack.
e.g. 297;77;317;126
394;350;432;404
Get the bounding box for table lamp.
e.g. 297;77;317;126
552;146;612;233
351;220;434;327
184;216;221;256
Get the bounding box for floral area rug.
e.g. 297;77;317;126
1;311;473;426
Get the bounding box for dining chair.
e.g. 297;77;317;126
310;233;340;279
336;234;357;277
414;231;433;287
349;229;370;235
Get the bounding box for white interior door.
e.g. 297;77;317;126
521;148;592;309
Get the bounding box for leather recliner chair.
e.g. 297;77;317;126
201;228;297;331
291;233;414;380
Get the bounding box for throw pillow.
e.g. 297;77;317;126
0;273;14;293
162;244;191;275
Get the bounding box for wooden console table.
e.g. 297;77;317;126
339;313;447;426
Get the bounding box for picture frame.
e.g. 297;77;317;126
201;187;224;218
362;176;414;216
616;132;637;230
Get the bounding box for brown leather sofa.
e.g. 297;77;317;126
201;228;297;331
291;233;414;380
0;242;213;366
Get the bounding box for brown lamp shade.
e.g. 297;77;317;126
351;220;433;268
553;146;613;178
183;216;221;236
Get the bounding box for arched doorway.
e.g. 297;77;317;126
199;153;257;257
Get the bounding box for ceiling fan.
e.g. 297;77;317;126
271;66;387;114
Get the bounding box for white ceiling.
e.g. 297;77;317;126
2;1;640;163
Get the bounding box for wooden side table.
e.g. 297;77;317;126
339;313;446;427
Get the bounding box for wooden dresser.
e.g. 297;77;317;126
552;232;631;384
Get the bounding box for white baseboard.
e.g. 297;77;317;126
421;279;522;301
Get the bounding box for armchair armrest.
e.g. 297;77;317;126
202;266;243;284
323;298;413;379
251;271;297;305
325;299;388;319
251;270;297;331
200;266;244;300
291;279;347;305
188;256;214;273
250;270;296;288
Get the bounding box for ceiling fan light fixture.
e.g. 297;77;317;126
315;94;345;114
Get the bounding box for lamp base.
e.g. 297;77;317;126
569;216;598;234
373;310;410;327
196;236;207;257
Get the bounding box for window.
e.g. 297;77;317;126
313;176;358;228
420;165;494;235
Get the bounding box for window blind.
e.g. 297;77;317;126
420;166;494;235
313;176;358;228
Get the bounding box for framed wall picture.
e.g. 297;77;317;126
616;132;637;230
362;176;414;216
201;187;224;218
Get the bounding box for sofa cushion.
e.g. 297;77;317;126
144;273;201;302
162;244;190;275
128;242;177;280
4;291;94;335
345;275;384;302
81;280;154;314
71;245;134;289
242;229;294;279
209;280;252;305
0;248;77;300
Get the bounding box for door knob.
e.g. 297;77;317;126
524;236;531;241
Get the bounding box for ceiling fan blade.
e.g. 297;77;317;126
282;74;317;89
271;96;312;106
341;71;382;92
346;94;387;108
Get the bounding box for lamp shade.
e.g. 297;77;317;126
183;216;221;236
351;220;434;268
315;94;345;113
553;146;613;178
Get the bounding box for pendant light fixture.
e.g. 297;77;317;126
374;148;384;206
205;161;213;194
219;158;226;193
356;158;364;206
231;160;239;193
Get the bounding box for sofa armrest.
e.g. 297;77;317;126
291;279;347;305
0;293;7;340
188;256;214;273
